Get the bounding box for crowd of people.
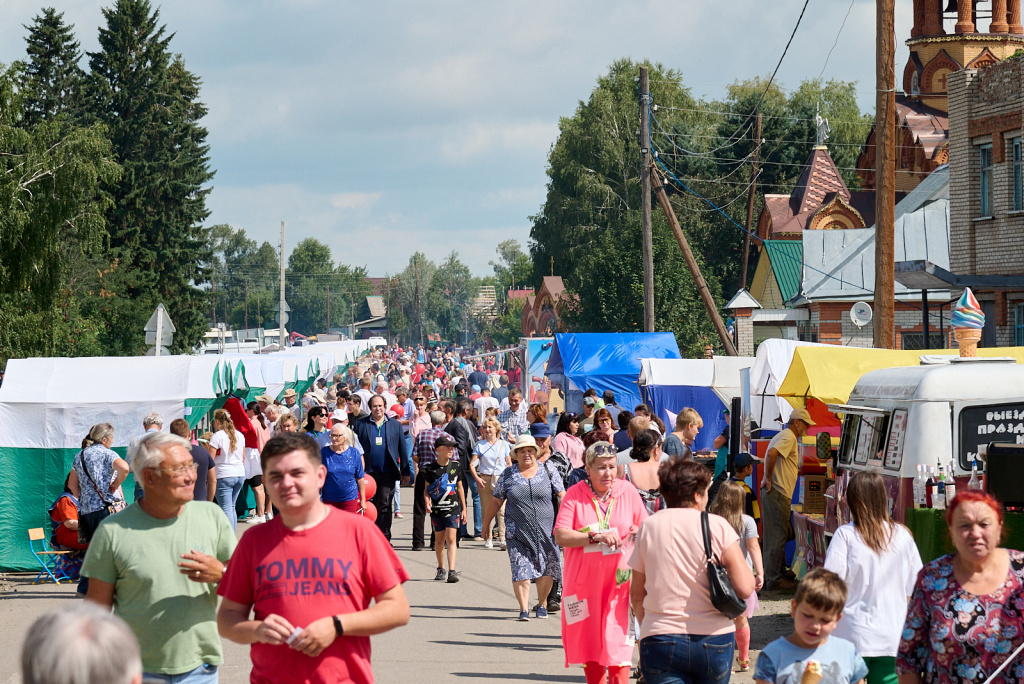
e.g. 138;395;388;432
24;342;1024;684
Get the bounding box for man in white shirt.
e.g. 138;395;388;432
354;378;374;414
128;413;163;501
473;388;499;426
375;380;397;410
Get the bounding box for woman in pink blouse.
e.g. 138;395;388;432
554;441;647;684
897;490;1024;684
551;412;585;468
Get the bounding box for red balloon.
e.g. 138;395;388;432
362;476;377;500
362;503;378;522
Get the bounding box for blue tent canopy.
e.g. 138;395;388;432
546;333;681;412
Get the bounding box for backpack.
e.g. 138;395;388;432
546;450;573;489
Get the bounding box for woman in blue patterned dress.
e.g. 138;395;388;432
482;434;565;622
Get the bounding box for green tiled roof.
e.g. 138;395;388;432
764;240;802;303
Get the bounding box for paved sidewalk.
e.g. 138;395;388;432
0;494;790;683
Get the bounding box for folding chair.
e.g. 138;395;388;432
28;528;73;585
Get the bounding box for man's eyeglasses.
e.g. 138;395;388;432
147;463;199;475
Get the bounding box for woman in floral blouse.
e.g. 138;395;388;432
897;490;1024;684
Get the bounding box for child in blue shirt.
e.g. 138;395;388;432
755;568;868;684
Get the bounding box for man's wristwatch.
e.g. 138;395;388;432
332;615;344;637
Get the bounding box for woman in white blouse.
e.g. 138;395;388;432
470;417;512;549
823;471;922;684
209;408;246;531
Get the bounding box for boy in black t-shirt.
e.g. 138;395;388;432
423;434;466;583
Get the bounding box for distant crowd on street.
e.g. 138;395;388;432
23;341;1024;684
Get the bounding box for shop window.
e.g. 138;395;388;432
980;144;994;217
1016;303;1024;346
1014;138;1023;211
901;332;945;350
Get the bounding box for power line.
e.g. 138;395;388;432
654;104;873;127
716;0;813;146
819;0;857;81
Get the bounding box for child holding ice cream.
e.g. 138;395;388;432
754;568;868;684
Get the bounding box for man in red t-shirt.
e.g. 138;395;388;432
217;432;410;683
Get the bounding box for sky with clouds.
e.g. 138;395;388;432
2;0;920;277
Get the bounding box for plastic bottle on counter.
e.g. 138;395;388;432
925;466;936;508
969;460;983;491
921;464;929;507
946;460;957;503
935;465;947;510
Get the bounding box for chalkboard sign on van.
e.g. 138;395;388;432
958;403;1024;470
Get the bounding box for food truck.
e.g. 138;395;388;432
825;357;1024;531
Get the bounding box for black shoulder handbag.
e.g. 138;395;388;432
77;452;125;545
701;511;747;619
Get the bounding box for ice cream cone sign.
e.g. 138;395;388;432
951;288;985;358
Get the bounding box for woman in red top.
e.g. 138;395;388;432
48;474;88;578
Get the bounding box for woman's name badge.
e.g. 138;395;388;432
563;595;590;625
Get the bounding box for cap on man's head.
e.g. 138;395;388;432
790;408;817;426
583;397;597;407
283;389;297;399
256;393;275;404
733;452;755;470
434;434;457;449
471;384;481;392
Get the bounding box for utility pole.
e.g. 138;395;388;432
740;113;762;290
326;284;331;333
279;221;286;350
640;66;655;333
211;271;217;328
244;282;249;332
874;0;896;349
414;256;423;346
651;168;739;356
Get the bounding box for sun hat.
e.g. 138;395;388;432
510;434;539;454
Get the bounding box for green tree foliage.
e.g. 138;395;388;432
85;0;214;354
0;61;120;365
385;252;437;345
285;238;372;336
531;60;871;354
18;8;85;126
424;252;475;343
489;239;533;301
207;224;281;330
530;59;721;355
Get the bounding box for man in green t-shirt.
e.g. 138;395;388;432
83;432;236;681
760;407;815;590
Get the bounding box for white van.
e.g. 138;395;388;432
827;358;1024;525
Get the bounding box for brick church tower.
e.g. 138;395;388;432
858;0;1024;192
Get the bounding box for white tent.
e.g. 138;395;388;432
0;355;225;571
749;339;830;432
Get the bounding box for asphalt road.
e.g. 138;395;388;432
0;497;791;683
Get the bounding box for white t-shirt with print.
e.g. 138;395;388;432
210;429;246;478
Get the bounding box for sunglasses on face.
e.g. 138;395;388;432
589;444;618;457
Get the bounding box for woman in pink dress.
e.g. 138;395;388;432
554;441;648;684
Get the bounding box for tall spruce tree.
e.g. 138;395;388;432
19;8;85;126
85;0;214;354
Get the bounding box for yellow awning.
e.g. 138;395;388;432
777;346;1024;409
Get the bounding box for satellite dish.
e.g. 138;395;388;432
850;301;873;328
